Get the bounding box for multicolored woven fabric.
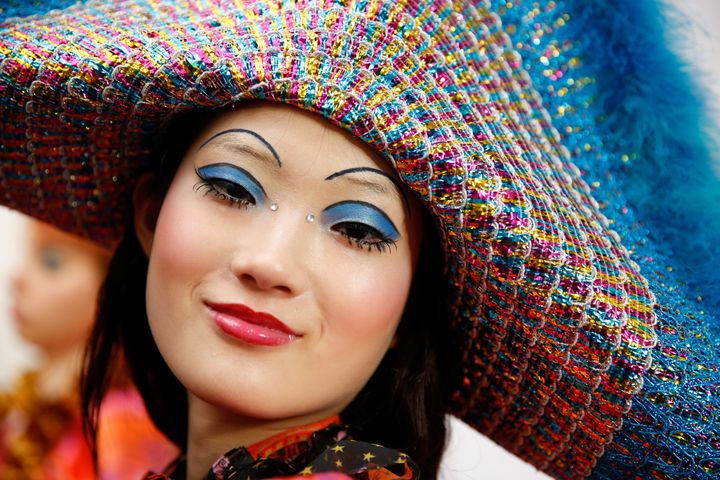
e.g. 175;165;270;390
1;0;712;478
496;1;720;478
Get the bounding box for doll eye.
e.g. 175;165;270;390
39;247;63;271
323;201;400;253
195;163;266;208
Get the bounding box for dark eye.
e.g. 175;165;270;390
40;248;62;271
195;163;266;209
322;200;400;254
332;222;397;253
202;179;256;207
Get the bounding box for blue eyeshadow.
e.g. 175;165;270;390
197;163;266;203
321;201;400;240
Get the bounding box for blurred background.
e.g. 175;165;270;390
0;1;717;478
0;208;31;389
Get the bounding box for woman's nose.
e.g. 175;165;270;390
229;215;310;296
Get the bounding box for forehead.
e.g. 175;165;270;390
188;102;394;176
29;221;109;261
30;222;75;247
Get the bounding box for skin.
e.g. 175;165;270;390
11;221;110;400
134;102;424;478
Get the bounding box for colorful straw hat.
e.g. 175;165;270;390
0;0;660;477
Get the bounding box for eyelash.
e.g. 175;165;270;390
332;222;398;253
195;170;397;254
194;179;256;208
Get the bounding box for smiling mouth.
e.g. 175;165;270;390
205;302;299;346
11;305;25;326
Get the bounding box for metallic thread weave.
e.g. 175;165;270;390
498;1;720;478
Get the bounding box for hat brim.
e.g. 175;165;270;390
0;1;656;476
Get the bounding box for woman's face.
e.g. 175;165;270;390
139;102;423;425
11;221;109;354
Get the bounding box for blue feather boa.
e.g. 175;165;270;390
575;0;720;312
501;0;720;315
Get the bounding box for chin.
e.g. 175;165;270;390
185;375;349;424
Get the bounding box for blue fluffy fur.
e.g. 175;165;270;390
0;0;83;22
564;0;720;313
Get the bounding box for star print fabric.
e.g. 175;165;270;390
144;423;416;480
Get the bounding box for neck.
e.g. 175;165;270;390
35;343;85;403
184;394;337;480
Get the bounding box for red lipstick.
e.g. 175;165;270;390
206;302;298;346
11;306;25;327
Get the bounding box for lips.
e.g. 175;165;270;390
205;302;299;346
11;305;25;326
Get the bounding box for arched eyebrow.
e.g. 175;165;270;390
197;128;282;167
325;167;412;216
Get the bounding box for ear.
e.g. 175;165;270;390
133;173;163;257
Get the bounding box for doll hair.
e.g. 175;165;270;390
81;108;457;478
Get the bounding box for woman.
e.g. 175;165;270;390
0;0;716;478
86;102;451;478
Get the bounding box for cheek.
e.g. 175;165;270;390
58;272;100;334
145;182;230;363
147;186;221;301
21;266;101;345
321;254;414;350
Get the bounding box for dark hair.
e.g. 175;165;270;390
81;108;456;477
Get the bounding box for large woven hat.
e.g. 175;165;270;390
0;0;657;477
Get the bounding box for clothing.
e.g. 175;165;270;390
144;418;416;480
0;372;86;480
0;373;177;480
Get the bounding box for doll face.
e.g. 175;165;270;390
11;221;108;354
139;102;423;426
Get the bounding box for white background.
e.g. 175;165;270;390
0;2;717;477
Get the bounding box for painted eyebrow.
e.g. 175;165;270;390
325;167;411;216
197;128;282;167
